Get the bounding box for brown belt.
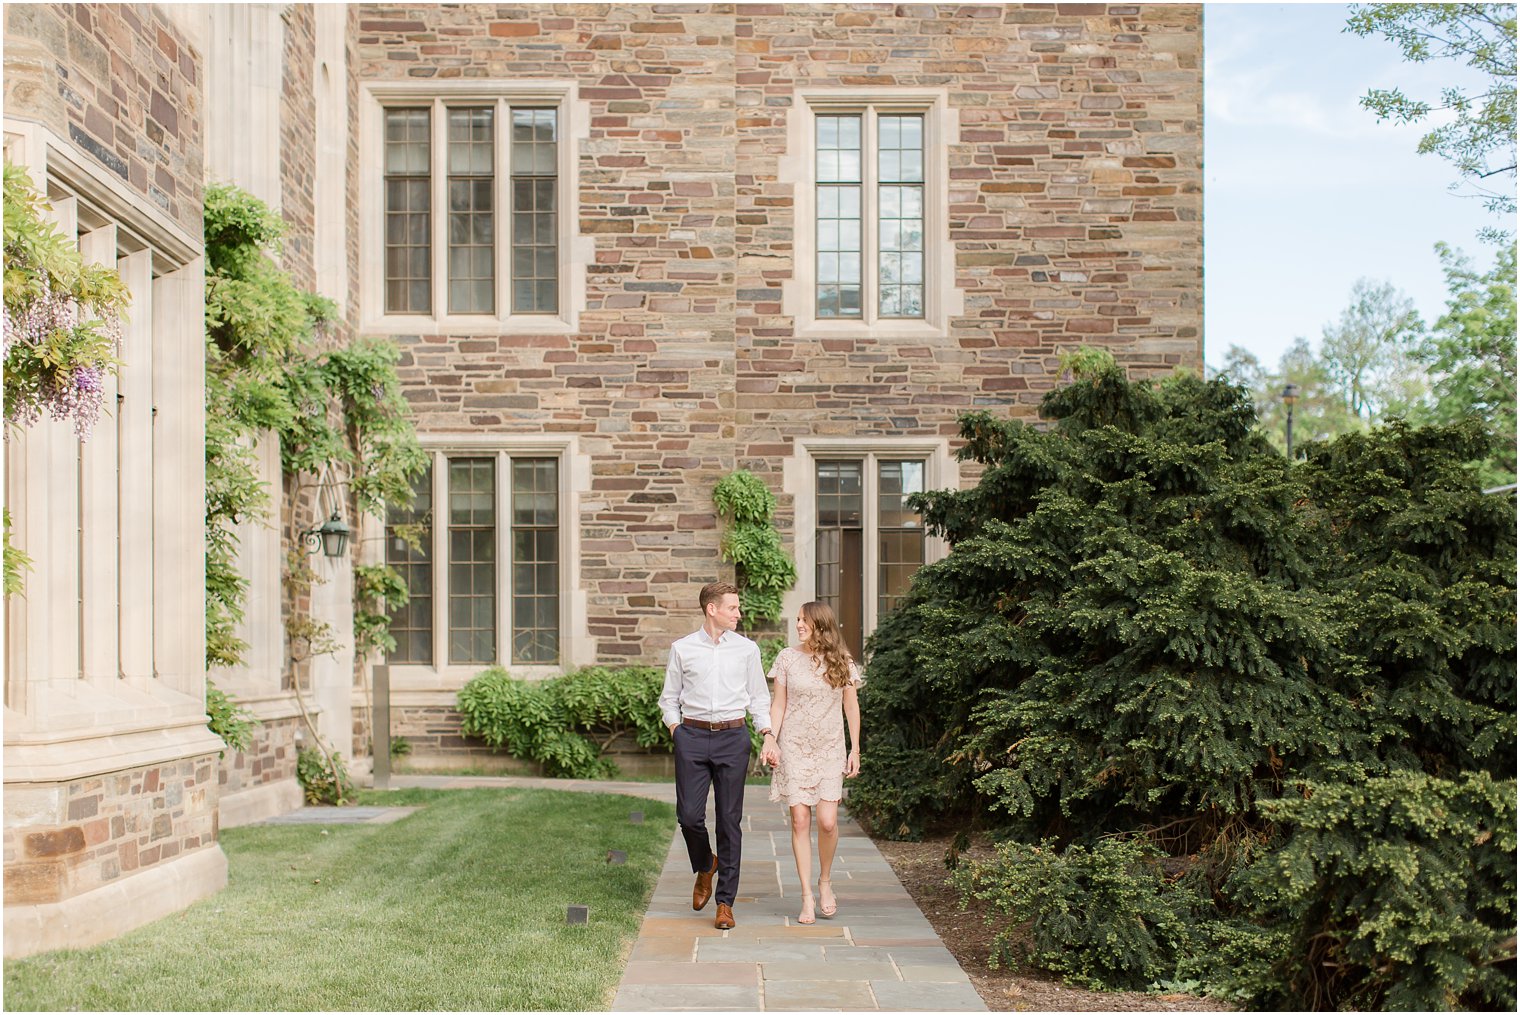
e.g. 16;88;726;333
681;717;746;731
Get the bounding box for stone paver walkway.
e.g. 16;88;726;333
386;776;984;1012
260;805;418;825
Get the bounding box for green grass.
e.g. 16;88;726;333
3;788;674;1011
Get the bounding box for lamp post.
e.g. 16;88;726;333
1280;383;1300;458
300;510;351;558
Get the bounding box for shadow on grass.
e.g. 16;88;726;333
3;788;675;1012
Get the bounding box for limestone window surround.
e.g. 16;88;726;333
363;434;593;707
358;80;592;336
780;88;965;342
780;436;956;658
3;120;222;784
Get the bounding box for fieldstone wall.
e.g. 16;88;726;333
4;756;220;907
280;2;318;290
217;715;301;799
2;2;203;236
389;704;539;772
355;3;1201;668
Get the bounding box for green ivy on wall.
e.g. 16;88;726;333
202;183;424;761
713;470;797;631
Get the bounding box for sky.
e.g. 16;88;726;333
1203;1;1515;372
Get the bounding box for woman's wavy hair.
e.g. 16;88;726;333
800;601;855;690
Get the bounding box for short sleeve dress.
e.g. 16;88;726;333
767;647;863;806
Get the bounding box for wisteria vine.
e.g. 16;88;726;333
3;161;127;439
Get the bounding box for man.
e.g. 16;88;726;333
658;581;781;930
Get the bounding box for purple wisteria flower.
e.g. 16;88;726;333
3;274;119;439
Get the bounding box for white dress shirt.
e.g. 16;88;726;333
659;627;772;730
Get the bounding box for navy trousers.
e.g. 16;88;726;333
673;723;750;907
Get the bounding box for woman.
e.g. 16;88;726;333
767;601;862;925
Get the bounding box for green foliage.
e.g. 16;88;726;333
1219;279;1429;446
296;746;354;805
1058;345;1118;379
713;471;797;629
757;636;786;674
3;160;128;438
3;508;32;598
457;666;670;778
354;563;409;658
389;736;412;758
954;837;1194;991
205;682;260;756
1347;3;1517;215
1418;241;1517;485
321;339;427;518
1220;770;1517;1010
851;353;1516;1008
1319;278;1427;423
203;184;325;364
201;183;423;670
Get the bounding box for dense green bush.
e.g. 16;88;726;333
1223;770;1517;1010
954;837;1194;991
458;666;668;778
459;652;786;778
853;351;1515;1009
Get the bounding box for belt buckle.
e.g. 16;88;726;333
707;721;721;731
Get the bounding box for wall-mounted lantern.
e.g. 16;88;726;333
301;511;351;559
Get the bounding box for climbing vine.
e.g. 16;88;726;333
713;470;797;631
202;183;424;776
3;160;127;438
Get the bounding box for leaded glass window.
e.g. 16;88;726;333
384;108;431;314
511;459;559;664
379;99;561;321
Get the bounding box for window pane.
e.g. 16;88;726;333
511;458;559;664
878;115;925;319
814;460;864;660
816;117;862;319
879;460;926;618
816;460;863;529
448;457;495;664
447;107;494;315
510;111;559;315
385;462;433;664
384;109;431;314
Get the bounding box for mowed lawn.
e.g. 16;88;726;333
3;788;674;1011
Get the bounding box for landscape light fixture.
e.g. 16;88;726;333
301;510;351;559
1281;382;1300;458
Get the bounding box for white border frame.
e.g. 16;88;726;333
781;88;964;340
359;80;592;336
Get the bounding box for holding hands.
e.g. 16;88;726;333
760;733;780;768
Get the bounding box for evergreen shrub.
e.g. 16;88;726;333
849;351;1515;1009
953;836;1193;990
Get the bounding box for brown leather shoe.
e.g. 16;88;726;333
714;903;735;930
692;856;718;911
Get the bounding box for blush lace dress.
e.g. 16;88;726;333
767;647;862;806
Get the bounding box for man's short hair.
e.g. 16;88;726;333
700;581;740;613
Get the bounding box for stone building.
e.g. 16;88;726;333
4;2;1201;954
